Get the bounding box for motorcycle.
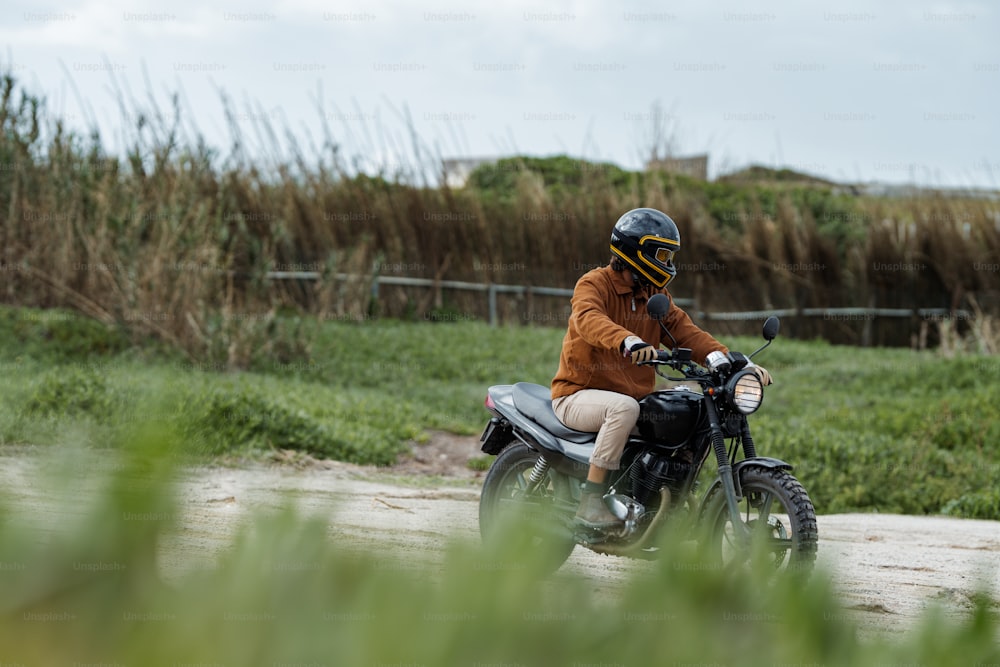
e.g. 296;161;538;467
478;293;818;576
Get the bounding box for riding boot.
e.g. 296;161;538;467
574;481;623;530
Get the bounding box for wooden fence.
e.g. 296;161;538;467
267;272;970;336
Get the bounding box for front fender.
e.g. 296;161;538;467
699;457;794;515
733;456;793;474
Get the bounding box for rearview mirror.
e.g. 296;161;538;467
762;316;780;341
646;293;671;320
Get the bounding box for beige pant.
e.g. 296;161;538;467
552;389;640;470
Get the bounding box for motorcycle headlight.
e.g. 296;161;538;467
726;370;763;415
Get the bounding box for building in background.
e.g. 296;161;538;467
441;157;499;188
645;154;709;180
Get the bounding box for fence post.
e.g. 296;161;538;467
862;294;875;347
488;284;498;326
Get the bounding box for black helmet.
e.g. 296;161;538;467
610;208;680;287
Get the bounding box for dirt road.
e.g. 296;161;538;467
3;440;998;639
169;462;1000;631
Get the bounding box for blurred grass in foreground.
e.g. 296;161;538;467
0;427;996;665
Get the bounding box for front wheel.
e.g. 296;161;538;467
478;442;576;574
702;467;818;578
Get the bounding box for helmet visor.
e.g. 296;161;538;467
654;247;676;264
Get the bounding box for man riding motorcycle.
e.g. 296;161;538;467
551;208;773;530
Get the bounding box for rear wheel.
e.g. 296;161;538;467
703;467;818;578
478;442;576;573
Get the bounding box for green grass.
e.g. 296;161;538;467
753;339;1000;518
1;304;999;518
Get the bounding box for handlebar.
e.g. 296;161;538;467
642;348;766;391
646;348;694;366
640;348;709;381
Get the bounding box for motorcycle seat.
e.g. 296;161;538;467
511;382;597;444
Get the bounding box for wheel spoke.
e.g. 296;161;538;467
757;492;774;522
497;497;542;508
512;471;528;492
766;537;793;550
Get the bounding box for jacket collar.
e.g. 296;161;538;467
607;263;642;296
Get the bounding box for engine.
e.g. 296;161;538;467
628;448;698;508
628;450;699;507
629;451;668;505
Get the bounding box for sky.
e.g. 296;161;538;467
1;0;997;188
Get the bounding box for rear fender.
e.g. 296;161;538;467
480;422;590;489
480;417;512;455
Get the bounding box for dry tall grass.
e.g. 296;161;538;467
2;73;998;364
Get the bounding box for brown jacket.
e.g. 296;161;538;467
551;264;728;401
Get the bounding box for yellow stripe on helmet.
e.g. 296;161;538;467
610;246;673;287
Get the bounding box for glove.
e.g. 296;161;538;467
623;335;657;365
748;362;773;386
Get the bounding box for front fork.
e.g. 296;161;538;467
704;399;749;540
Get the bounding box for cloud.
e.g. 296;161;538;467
0;0;995;187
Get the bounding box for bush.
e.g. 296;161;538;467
466;154;632;195
942;489;1000;520
180;384;410;465
2;307;130;362
24;366;125;421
